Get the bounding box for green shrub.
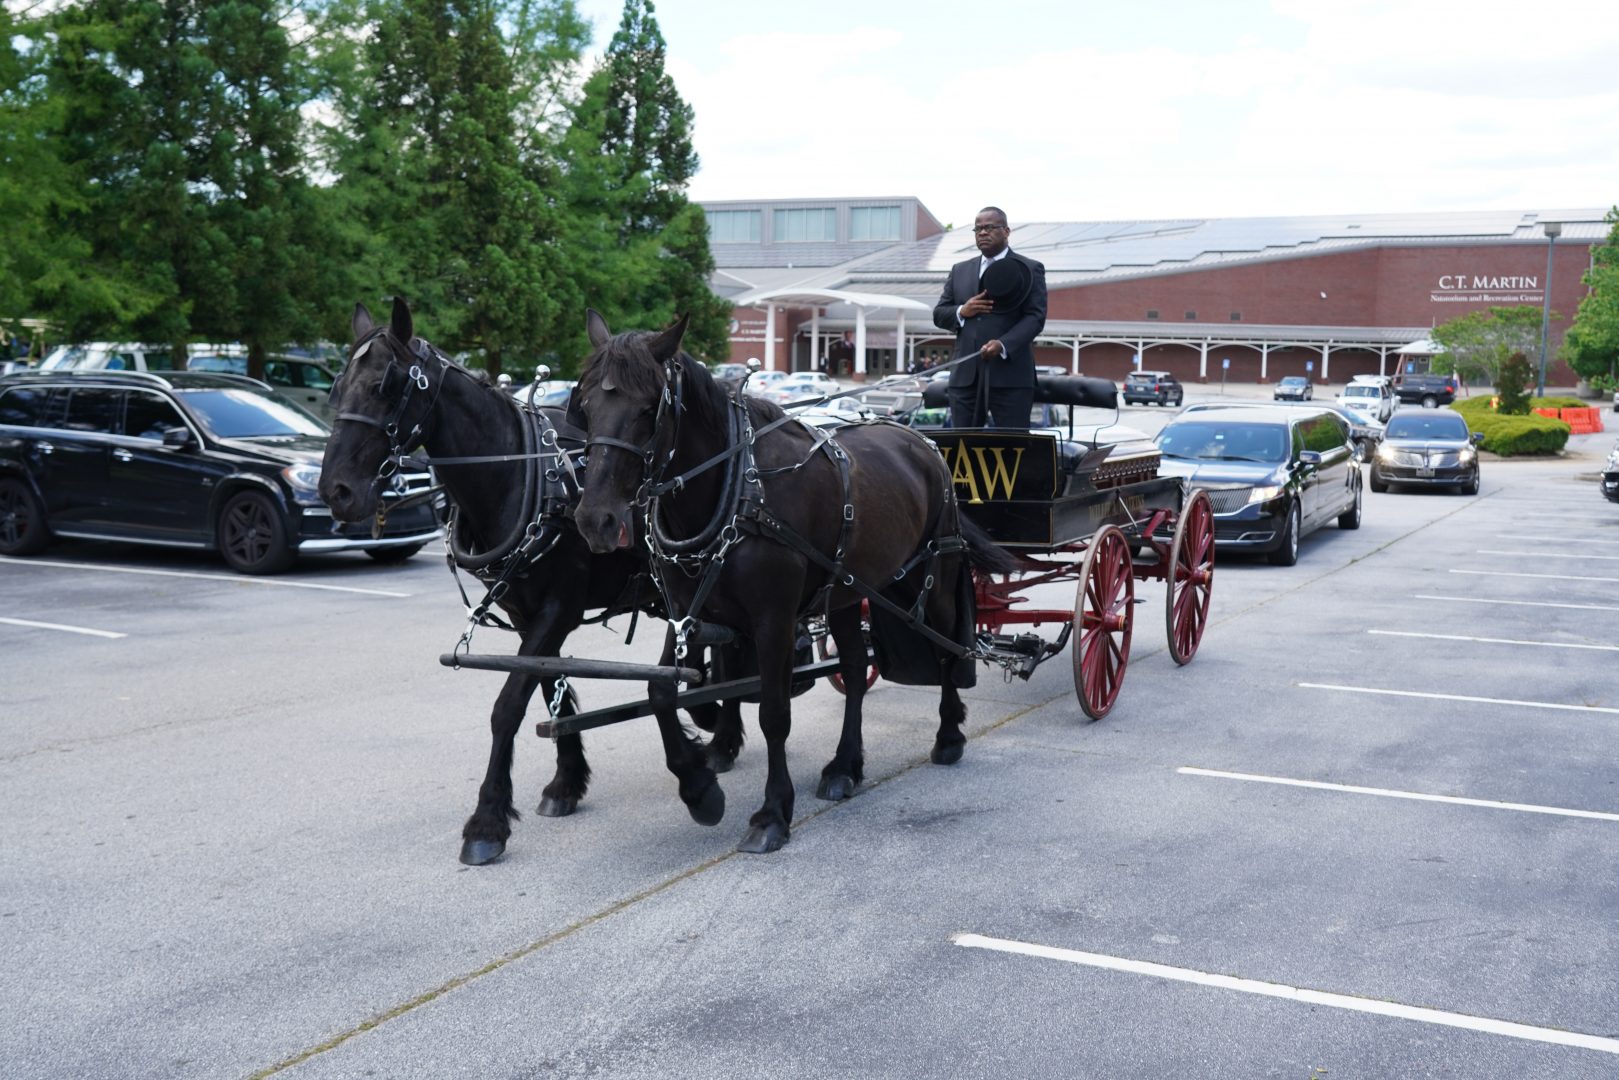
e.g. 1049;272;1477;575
1476;416;1571;456
1495;352;1533;414
1453;395;1583;420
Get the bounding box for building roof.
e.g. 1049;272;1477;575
706;205;1611;302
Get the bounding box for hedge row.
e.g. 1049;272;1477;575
1449;396;1571;456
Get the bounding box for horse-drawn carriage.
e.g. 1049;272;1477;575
320;300;1213;862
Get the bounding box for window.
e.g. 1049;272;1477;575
850;206;901;241
0;387;50;426
1300;415;1349;453
1229;311;1242;321
1184;311;1197;320
1146;309;1160;320
142;350;178;371
124;392;186;441
706;210;761;244
63;388;121;433
773;207;836;243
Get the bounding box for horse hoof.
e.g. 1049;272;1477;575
706;746;736;774
817;773;857;801
537;795;577;818
930;742;964;766
737;821;789;854
688;781;726;827
459;838;506;865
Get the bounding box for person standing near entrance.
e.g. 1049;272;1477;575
932;206;1047;428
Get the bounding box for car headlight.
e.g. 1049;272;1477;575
281;462;324;505
1246;484;1284;505
1459;446;1475;461
1377;443;1397;461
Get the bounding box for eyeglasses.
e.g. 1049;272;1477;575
972;224;1008;234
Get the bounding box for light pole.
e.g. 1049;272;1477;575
1536;221;1562;397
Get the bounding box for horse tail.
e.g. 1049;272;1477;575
958;514;1021;577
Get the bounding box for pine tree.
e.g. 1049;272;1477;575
556;0;730;361
335;0;585;376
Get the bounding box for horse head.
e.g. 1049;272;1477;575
571;309;690;554
319;298;439;523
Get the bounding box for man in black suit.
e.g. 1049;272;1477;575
932;206;1048;428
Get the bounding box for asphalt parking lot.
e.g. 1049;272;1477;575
3;397;1616;1079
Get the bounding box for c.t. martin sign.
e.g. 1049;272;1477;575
1431;274;1544;304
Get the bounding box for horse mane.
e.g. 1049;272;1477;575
581;329;786;435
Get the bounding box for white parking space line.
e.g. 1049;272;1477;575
0;616;125;639
1415;594;1619;613
0;557;410;597
1176;767;1619;823
1450;569;1619;585
1369;630;1619;652
1496;535;1619;546
1299;683;1619;715
1477;549;1619;562
952;934;1619;1056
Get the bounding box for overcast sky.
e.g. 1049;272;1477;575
575;0;1618;228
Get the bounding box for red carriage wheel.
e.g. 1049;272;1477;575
1072;525;1134;720
819;600;878;695
1165;488;1215;666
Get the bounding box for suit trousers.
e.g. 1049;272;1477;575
947;378;1034;429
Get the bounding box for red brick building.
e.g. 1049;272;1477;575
703;200;1606;385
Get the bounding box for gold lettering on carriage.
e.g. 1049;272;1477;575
949;444;1025;504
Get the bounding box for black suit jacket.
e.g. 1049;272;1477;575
931;250;1047;389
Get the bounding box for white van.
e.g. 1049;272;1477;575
1336;379;1395;422
40;342;182;372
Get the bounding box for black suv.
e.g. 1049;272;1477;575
1123;370;1184;406
1392;372;1459;408
0;370;439;573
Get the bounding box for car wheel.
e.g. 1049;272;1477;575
1338;480;1363;529
1174;392;1184;406
1461;468;1480;496
366;543;425;564
0;476;50;556
218;490;295;575
1421;395;1437;408
1369;464;1389;493
1267;501;1301;566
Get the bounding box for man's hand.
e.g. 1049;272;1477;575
960;290;993;319
982;339;1004;359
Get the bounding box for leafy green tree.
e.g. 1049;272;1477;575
1430;305;1552;389
334;0;585;376
554;0;730;362
1565;206;1619;385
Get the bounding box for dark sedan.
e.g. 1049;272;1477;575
1599;439;1617;503
1370;409;1481;494
1154;406;1361;565
1274;376;1313;401
0;370;440;573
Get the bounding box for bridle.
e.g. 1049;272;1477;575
330;326;447;475
573;352;686;503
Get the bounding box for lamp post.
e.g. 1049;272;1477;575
1536;221;1562;397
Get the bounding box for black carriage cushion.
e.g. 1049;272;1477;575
1034;375;1118;411
922;381;949;409
979;257;1033;313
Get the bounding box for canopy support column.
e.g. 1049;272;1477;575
1199;341;1209;382
895;310;906;376
854;306;867;380
1071;338;1079;374
1260;343;1270;382
810;309;820;374
763;304;777;371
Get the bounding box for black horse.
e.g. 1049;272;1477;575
570;312;1015;853
319;299;745;865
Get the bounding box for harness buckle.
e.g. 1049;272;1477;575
409;364;429;391
842;504;854;522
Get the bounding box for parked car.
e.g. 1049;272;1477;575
1153;405;1361;565
1370;408;1482;495
1182;399;1384;462
1273;376;1313;401
1336;379;1396;423
1122;370;1184;406
509;379;576;409
1602;438;1619;502
40;342;183;373
711;363;750;390
0;370;440;573
1392;372;1459;408
762;374;839;405
187;353;339;422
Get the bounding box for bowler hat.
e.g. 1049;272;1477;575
979;257;1032;313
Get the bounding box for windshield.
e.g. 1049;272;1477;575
1343;386;1378;398
1280;377;1306;386
1385;414;1469;440
1157;420;1288;463
176;388;327;438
